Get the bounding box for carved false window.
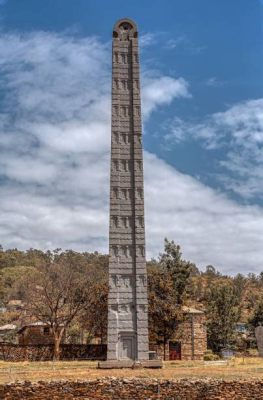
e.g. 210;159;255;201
120;188;127;200
113;105;118;116
110;245;119;257
112;159;119;172
114;52;118;63
113;79;118;90
112;187;119;199
113;132;119;144
111;216;118;228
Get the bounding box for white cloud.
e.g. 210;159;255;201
166;98;263;200
144;152;263;275
142;76;190;118
0;30;263;275
205;77;223;87
164;36;186;50
140;33;158;48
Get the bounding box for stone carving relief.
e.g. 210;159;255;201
113;79;119;90
137;245;145;257
120;189;127;200
110;305;118;313
136;160;142;171
138;275;147;287
110;245;119;257
118;22;134;41
120;159;128;172
120;53;127;64
114;52;118;63
121;80;128;90
112;187;118;199
111;216;118;228
134;53;139;63
120;133;130;144
135;106;140;117
117;245;133;258
136;188;143;200
138;304;148;313
113;105;118;116
113;132;119;144
112;159;119;172
134;80;139;90
110;274;133;289
134;134;142;145
136;216;144;228
119;275;132;288
120;106;130;118
110;274;119;287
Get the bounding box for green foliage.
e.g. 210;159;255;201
1;242;263;354
148;239;193;357
159;238;192;304
206;282;241;353
249;300;263;329
203;350;220;361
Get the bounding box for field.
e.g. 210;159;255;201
1;358;263;384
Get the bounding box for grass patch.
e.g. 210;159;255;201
0;358;263;384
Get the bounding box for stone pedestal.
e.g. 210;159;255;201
98;360;163;369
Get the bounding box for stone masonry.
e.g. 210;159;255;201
107;18;149;362
3;379;263;400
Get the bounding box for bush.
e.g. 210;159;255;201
204;350;220;361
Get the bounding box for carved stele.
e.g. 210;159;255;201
107;18;149;362
255;326;263;357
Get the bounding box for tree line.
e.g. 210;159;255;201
0;241;262;359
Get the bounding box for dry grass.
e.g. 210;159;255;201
0;358;263;384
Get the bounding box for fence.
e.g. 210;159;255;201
0;343;107;361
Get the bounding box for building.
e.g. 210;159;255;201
17;322;63;346
7;300;24;311
151;307;207;361
0;324;17;343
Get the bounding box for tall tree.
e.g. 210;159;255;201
22;251;93;359
249;299;263;329
159;238;191;304
206;282;240;353
148;239;192;357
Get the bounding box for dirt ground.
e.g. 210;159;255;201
0;358;263;384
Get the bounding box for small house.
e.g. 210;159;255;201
150;306;207;361
17;322;63;345
0;324;17;343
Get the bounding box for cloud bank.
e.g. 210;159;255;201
0;31;262;274
166;98;263;200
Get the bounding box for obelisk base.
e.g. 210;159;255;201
97;360;163;369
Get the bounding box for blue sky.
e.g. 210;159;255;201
0;0;263;274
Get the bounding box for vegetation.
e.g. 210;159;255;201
0;240;262;355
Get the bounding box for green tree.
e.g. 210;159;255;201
159;238;191;304
206;282;240;353
249;300;263;329
148;239;192;358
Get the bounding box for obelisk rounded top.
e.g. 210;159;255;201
113;18;138;39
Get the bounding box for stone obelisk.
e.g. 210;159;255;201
106;18;149;363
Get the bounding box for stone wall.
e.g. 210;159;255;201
0;343;106;361
1;379;263;399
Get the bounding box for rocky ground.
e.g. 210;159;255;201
1;378;263;400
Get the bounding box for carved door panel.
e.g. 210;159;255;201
119;335;135;360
